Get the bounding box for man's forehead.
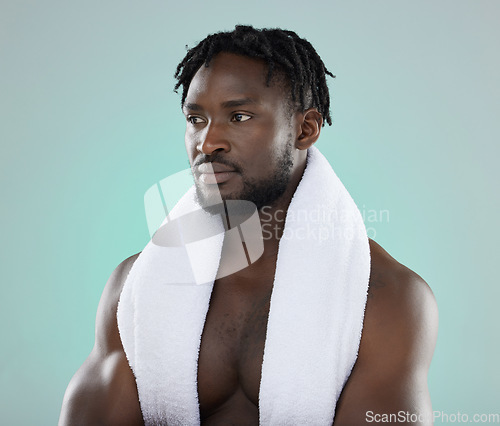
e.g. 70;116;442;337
184;53;288;106
198;52;269;76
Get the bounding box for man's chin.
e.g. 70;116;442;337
195;187;231;214
199;202;226;217
195;189;260;220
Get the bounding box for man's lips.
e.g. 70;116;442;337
196;162;238;184
199;171;238;184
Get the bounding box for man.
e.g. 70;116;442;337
59;26;438;425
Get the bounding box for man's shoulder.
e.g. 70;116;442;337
103;252;142;301
112;252;141;288
359;239;438;366
367;239;435;307
333;244;438;421
94;252;142;355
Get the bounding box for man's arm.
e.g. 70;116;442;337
334;241;438;425
58;253;144;426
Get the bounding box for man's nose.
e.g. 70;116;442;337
197;122;230;155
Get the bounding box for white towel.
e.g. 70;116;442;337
117;146;371;425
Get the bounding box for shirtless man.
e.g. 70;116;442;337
59;26;438;425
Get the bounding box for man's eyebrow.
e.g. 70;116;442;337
182;98;258;112
220;98;258;109
183;102;202;112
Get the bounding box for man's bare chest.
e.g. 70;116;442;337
197;268;275;421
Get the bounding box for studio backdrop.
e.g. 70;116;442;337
1;0;498;424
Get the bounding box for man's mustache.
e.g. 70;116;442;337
193;153;242;173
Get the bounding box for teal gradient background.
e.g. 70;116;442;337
1;1;498;424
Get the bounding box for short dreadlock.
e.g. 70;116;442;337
174;25;335;126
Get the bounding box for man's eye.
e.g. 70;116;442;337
231;113;251;122
187;116;205;124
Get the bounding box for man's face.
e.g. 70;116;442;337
183;52;300;210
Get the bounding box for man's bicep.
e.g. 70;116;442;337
334;361;432;425
59;350;144;425
59;253;143;425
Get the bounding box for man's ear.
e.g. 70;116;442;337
296;108;323;150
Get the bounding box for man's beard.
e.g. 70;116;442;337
194;140;294;215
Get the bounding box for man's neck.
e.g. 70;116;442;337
257;154;308;258
218;151;308;272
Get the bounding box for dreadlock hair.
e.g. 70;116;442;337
174;25;335;126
